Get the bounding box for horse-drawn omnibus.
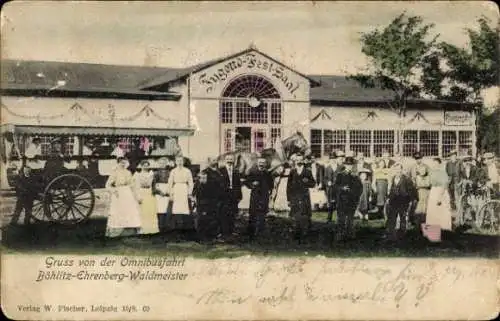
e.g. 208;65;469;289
1;124;196;225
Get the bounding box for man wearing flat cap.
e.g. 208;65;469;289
445;149;460;210
333;156;362;241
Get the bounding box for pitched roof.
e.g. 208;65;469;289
138;47;322;90
0;58;476;108
1;59;183;88
309;75;395;103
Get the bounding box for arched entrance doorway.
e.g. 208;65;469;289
219;74;282;154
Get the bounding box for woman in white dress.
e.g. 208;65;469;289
167;156;194;230
271;165;290;212
426;158;453;234
105;157;142;239
134;160;159;236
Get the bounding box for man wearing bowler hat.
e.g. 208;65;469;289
333;156;362;241
324;151;346;223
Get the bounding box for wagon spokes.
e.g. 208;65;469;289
43;174;95;225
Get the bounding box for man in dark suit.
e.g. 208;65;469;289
324;150;345;222
219;154;242;239
445;150;460;210
43;138;66;179
10;165;39;225
306;155;324;189
385;163;418;241
333;157;363;241
244;157;274;240
287;153;316;242
381;151;395;169
458;156;488;196
195;157;225;241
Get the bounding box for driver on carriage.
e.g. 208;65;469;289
43;137;66;179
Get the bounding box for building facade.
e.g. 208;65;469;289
1;47;477;171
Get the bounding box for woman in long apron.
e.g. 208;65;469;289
414;165;431;225
104;157;142;239
167;155;194;230
134;160;159;236
426;158;453;237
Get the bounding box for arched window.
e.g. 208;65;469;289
219;74;282;153
222;75;280;99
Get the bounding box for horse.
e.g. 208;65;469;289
216;131;311;211
216;131;310;176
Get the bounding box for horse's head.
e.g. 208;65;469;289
281;131;310;158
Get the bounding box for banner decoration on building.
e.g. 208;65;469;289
1;103;180;127
311;108;332;122
405;111;436;125
349;110;379;125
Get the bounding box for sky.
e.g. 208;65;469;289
1;1;498;104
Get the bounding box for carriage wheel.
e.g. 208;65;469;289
42;174;95;225
477;200;500;235
31;198;50;222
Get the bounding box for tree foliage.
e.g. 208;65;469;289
348;13;440;116
439;16;499;103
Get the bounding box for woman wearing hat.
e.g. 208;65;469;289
104;157;141;239
134;160;159;236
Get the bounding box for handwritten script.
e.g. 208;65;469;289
190;258;496;309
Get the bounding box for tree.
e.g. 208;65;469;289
438;17;499;153
348;13;440;154
439;17;499;103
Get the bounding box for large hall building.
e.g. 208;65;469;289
1;47;477;168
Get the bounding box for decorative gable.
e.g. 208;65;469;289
189;48;313;101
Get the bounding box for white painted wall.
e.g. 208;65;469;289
283;101;311;140
187;99;220;164
310;105;476;131
1;96;188;129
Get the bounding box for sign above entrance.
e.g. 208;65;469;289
197;52;300;97
444;111;473;126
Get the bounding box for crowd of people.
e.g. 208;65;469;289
8;135;500;246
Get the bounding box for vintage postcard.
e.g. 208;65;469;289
1;1;499;320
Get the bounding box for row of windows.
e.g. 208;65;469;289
310;129;474;158
220;101;282;125
14;136;176;157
